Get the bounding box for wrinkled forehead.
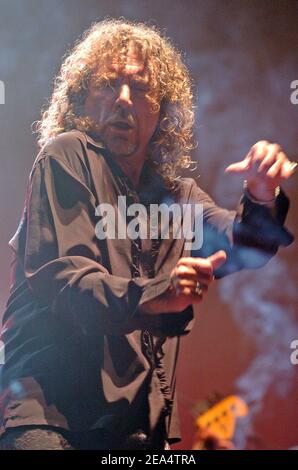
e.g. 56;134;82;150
110;54;145;76
95;41;150;77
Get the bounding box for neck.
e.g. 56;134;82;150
112;152;146;187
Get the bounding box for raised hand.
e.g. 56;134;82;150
225;140;297;202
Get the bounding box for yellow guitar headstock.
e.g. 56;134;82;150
195;395;248;441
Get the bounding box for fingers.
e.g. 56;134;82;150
266;151;285;178
224;159;251;174
225;141;268;175
176;290;205;305
174;264;210;280
226;141;280;175
173;271;213;288
175;251;227;281
175;279;208;296
252;143;296;180
177;250;227;275
177;257;213;276
172;264;213;283
256;144;281;174
226;139;297;188
207;250;227;271
171;266;211;296
171;250;228;305
245;141;297;181
281;159;298;178
251;140;269;150
249;141;278;176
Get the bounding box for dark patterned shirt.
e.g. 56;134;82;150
0;130;293;445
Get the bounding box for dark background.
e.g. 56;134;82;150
0;0;297;449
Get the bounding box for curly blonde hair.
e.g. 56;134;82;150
35;18;196;187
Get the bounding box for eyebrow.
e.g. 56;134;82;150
103;71;150;85
130;75;149;84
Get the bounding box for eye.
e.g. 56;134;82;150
94;78;119;92
108;79;121;89
131;82;149;93
137;86;149;93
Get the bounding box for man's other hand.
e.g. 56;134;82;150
225;140;297;202
140;250;227;314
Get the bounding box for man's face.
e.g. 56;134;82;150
84;48;160;159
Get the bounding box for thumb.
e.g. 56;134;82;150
225;159;251;174
207;250;227;271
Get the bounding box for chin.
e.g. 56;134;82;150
108;141;138;157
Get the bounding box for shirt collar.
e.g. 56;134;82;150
83;130;170;203
84;132;106;151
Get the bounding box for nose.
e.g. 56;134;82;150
116;83;133;107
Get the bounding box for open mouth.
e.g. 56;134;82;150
110;121;134;131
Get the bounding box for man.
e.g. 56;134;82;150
0;19;295;450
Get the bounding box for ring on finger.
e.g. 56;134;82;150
195;281;204;296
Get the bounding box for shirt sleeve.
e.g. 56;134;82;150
191;184;294;278
21;154;171;335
